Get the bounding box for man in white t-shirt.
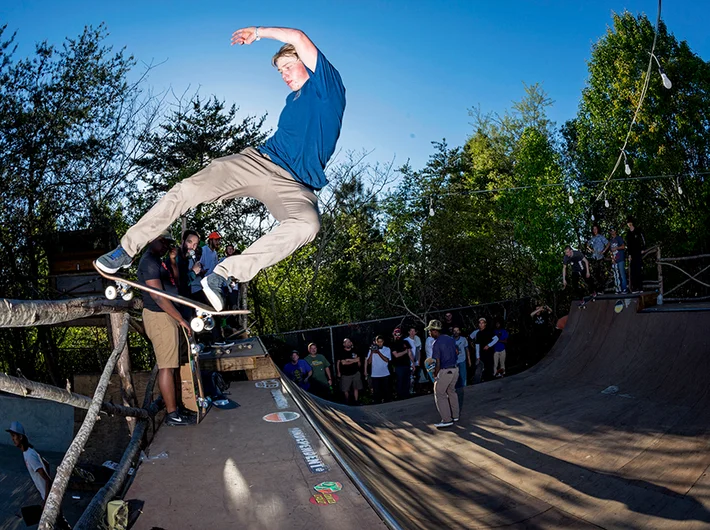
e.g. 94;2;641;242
365;335;391;404
404;326;422;390
7;421;71;529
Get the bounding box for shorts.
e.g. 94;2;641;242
340;373;363;392
143;309;180;369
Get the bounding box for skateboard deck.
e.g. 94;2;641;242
425;357;436;383
94;261;250;332
179;334;210;422
578;293;597;309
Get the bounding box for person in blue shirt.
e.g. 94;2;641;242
96;26;346;314
283;350;312;391
426;319;460;428
493;319;509;378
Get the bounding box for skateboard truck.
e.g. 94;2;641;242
104;281;134;302
190;309;216;333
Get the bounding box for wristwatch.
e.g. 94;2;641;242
255;27;261;41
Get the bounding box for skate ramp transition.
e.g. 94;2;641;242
285;297;710;529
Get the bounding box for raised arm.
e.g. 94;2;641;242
231;27;318;72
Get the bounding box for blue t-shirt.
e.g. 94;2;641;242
432;335;458;369
494;329;508;352
260;49;346;190
283;359;312;390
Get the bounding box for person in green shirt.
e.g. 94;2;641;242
304;342;333;398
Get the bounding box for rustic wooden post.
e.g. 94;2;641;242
108;313;138;435
239;282;249;332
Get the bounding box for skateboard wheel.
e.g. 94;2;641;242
190;317;205;333
121;291;134;301
204;317;215;331
105;286;118;300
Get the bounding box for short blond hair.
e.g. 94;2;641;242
272;43;299;67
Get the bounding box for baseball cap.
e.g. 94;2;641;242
424;319;442;331
207;231;222;240
6;421;25;436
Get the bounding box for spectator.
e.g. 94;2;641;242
442;312;461;336
6;421;71;529
530;303;553;361
425;320;459;428
304;343;332;398
283;350;312;390
390;328;412;399
452;326;471;389
493;319;509;378
219;243;238;263
626;217;646;293
137;231;192;426
587;224;609;294
609;227;628;293
404;326;422;392
562;246;593;298
468;326;483;384
175;230;202;319
365;335;391;404
337;338;362;404
472;318;499;380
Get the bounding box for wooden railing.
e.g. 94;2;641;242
0;296;159;530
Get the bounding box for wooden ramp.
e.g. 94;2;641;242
292;297;710;529
126;380;385;530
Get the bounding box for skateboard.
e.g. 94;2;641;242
425;357;436;383
578;293;597;309
179;334;211;422
94;261;250;332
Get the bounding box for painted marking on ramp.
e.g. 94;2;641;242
614;300;624;313
255;379;280;389
309;493;339;505
289;427;329;473
314;481;342;493
270;389;289;409
263;411;300;423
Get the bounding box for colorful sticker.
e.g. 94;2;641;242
614;300;624;313
309;493;339;505
263;411;300;423
255;380;280;389
314;481;342;493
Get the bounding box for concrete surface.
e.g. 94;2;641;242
126;381;386;530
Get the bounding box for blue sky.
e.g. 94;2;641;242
3;1;708;171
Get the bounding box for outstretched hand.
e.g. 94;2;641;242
231;27;257;46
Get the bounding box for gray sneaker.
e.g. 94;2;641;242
201;273;228;312
96;246;133;274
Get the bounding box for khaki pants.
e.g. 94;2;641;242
122;147;320;282
434;367;459;423
494;349;506;373
143;309;180;369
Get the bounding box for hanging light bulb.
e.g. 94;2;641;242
428;197;435;217
568;195;574;205
604;199;610;208
591;214;595;221
650;53;672;89
622;150;631;176
678;185;683;195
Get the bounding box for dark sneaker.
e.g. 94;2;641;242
96;245;133;274
201;273;228;312
165;411;190;426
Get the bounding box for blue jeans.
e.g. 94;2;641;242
612;261;627;292
456;361;467;389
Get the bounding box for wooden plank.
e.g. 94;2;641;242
200;355;257;372
246;356;279;381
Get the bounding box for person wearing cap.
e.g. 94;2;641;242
390;328;413;400
7;421;71;529
283;350;312;390
95;26;346;316
137;232;192;427
200;231;222;278
425;320;460;428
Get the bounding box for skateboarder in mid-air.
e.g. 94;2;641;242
96;26;346;312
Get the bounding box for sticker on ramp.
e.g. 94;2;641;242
255;380;280;389
263;411;300;423
314;481;342;493
309;492;339;505
290;427;329;473
614;300;624;313
270;389;289;409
